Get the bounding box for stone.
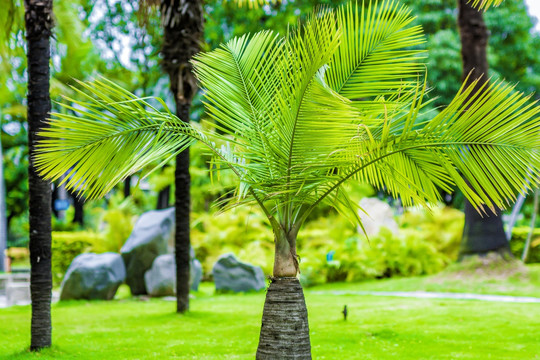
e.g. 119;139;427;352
358;197;399;237
212;253;265;293
121;207;175;295
60;252;126;300
144;251;203;296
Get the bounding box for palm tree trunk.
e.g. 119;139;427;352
457;0;511;259
256;230;311;359
0;135;7;272
160;0;203;313
24;0;53;351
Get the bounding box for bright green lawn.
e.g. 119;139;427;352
2;268;540;359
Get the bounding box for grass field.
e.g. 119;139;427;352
1;266;540;359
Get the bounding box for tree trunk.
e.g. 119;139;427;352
256;277;311;360
160;0;203;313
256;230;311;359
457;0;511;258
0;135;7;272
24;0;53;351
156;185;170;209
123;176;131;198
71;191;84;226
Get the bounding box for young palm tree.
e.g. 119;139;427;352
35;1;539;358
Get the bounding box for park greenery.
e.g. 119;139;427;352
1;0;540;358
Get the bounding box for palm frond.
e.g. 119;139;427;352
467;0;503;11
35;78;220;199
36;0;539;237
327;0;426;107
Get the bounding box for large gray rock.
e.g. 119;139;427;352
358;197;399;237
121;208;175;295
212;253;265;293
60;252;126;300
144;251;203;296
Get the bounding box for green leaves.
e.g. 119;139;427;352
467;0;504;11
36;0;540;235
35;78;200;199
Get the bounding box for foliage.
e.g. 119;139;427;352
92;194;138;253
51;231;101;285
400;0;540;110
299;224;453;287
399;206;464;260
191;203;465;285
35;1;540;259
510;227;540;264
192;207;274;275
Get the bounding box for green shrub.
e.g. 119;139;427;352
191;207;275;276
510;227;540;263
191;204;463;286
399;206;464;260
51;231;103;285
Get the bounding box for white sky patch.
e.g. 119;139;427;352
524;0;540;32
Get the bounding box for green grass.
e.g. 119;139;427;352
1;268;540;359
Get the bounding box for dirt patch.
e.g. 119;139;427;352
434;252;529;282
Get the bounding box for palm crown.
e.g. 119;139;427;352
36;1;539;274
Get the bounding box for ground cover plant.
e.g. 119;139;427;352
2;272;540;360
35;0;540;358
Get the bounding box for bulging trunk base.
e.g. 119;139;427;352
256;277;311;360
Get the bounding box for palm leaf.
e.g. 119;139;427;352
467;0;504;11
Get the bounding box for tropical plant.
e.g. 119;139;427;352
35;0;539;358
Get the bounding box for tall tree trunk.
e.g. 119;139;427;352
24;0;53;351
123;176;131;198
457;0;511;258
156;185;170;209
160;0;203;313
71;191;84;226
0;136;7;272
256;230;311;359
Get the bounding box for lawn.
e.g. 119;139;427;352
1;268;540;359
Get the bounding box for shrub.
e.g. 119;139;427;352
510;227;540;263
51;231;103;284
191;207;275;276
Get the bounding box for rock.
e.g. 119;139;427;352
144;252;203;296
212;253;265;292
121;208;175;295
60;252;126;300
358;197;399;237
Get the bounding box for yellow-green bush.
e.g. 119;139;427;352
51;231;103;284
190;204;463;286
510;227;540;263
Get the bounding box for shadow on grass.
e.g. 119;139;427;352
0;346;67;360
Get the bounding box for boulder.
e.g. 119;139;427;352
144;251;203;297
358;197;399;237
60;252;126;300
121;208;175;295
212;253;265;292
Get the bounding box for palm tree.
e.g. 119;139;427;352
457;0;511;258
24;0;54;351
35;1;539;358
159;0;203;312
